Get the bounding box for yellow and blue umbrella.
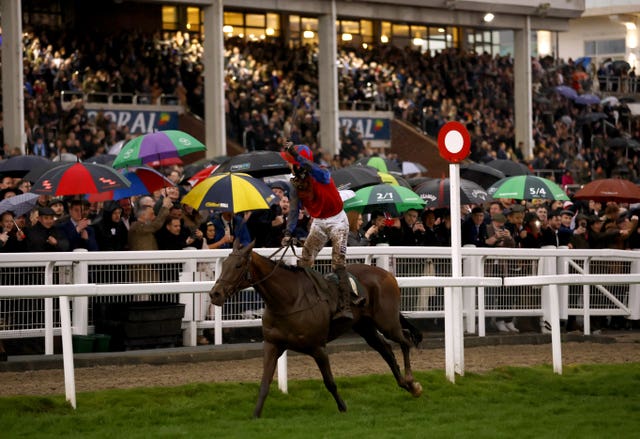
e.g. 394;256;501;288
181;172;279;213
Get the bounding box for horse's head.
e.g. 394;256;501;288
209;238;255;306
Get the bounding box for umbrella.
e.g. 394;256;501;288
0;155;51;178
187;165;219;187
574;57;591;69
413;178;490;208
577;112;608;124
401;161;427;176
554;85;578;100
85;154;117;166
181;172;279;213
574;94;601;106
601;96;619;107
182;157;226;182
31;162;131;196
460;162;506;189
573;178;640;203
87;166;175;202
485;159;532;177
331;166;382;191
23;161;67;183
408;176;432;189
52;152;81;162
611;60;630;73
112;130;205;169
107;140;126;155
354;156;402;174
608;137;640;150
0;192;40;217
213;151;291;178
488;175;570;201
342;183;425;215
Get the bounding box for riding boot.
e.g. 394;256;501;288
333;267;354;321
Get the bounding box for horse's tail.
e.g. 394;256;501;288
400;313;423;347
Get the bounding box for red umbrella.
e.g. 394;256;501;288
31;162;131;196
573;178;640;203
86;166;174;202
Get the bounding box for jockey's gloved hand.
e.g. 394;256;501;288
285;141;297;158
281;230;293;247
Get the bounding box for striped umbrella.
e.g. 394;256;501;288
181;172;279;213
113;130;205;168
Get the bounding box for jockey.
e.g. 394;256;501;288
280;142;361;321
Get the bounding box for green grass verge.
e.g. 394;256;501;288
2;363;639;438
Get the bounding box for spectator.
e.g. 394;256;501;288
128;196;173;251
0;211;27;253
156;216;199;250
93;200;129;251
199;220;230;249
210;211;251;249
25;206;69;252
346;210;370;246
461;206;488;247
57;199;98;251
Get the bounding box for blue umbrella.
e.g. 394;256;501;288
0;192;40;217
574;94;600;105
554;85;578;100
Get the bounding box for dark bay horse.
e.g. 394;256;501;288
210;239;423;418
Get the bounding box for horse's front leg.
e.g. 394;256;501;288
254;341;284;418
310;346;347;412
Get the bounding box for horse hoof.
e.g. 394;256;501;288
411;382;423;397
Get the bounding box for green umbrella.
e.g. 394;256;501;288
113;130;206;169
488;175;570;201
343;183;425;215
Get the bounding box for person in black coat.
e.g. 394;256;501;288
56;199;98;251
25;207;69;252
93;200;129;251
461;206;488;247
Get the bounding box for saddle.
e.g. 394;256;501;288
300;267;367;308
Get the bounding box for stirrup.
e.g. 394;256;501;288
333;308;353;321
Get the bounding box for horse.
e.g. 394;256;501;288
210;239;423;418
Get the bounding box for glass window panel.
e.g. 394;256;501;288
224;12;244;26
162;6;176;23
301;17;318;32
360;20;373;37
596;39;625;55
381;21;392;37
392;24;410;37
584;41;596;56
411;25;427;38
266;13;280;36
246;13;265;28
186;7;200;32
341;20;360;34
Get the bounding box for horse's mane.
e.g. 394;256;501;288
249;249;304;273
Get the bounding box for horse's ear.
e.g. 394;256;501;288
246;239;256;252
233;238;241;251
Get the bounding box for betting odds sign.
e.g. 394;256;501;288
437;121;471;163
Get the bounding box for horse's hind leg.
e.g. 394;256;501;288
310;346;347;412
254;341;284;418
353;319;422;397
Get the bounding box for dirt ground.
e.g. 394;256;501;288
2;332;639;397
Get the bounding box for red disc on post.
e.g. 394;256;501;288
437;121;471;163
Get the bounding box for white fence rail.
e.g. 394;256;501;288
1;246;640;407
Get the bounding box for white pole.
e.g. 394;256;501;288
59;295;76;408
277;351;288;393
549;284;563;374
447;163;464;381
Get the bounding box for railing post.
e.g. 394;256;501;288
180;258;198;347
72;251;89;335
583;257;592;335
628;255;640;320
213;258;223;345
462;253;478;335
540;248;557;331
44;262;55;355
557;249;570;321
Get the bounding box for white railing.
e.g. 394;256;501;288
1;246;640;407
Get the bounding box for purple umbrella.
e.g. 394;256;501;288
554;85;578;100
574;94;600;106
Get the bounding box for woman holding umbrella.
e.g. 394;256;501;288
281;143;362;321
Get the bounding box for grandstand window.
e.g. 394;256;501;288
289;16;318;45
584;39;625;57
186;7;201;33
22;0;62;28
162;6;178;31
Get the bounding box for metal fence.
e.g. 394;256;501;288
1;247;639;347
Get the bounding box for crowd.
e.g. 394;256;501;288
1;26;640;339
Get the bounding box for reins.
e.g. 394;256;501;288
245;241;300;288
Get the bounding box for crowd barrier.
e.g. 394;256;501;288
1;246;639;407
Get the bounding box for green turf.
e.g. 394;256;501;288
2;364;639;438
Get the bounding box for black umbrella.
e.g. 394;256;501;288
577;112;608;124
407;176;432;189
413;178;491;208
213;151;290;178
0;155;51;178
608;137;640;150
85;154;117;166
485;159;531;177
460;162;506;189
23;161;67;183
331;166;382;191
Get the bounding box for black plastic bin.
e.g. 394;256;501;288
94;301;185;351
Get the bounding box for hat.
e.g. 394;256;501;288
268;180;291;197
560;210;574;217
49;198;64;207
508;204;525;214
281;144;313;165
563;201;574;209
38;206;55;216
491;213;507;223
